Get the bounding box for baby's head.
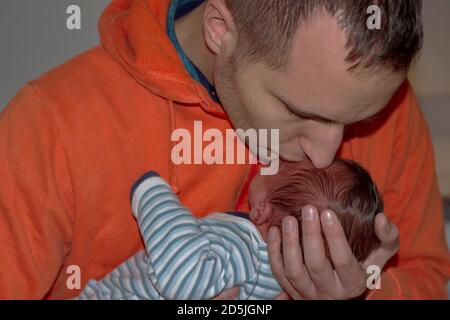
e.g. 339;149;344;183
249;158;383;262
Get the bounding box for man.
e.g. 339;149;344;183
0;0;448;299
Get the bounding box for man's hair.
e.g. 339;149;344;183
267;159;383;262
225;0;423;72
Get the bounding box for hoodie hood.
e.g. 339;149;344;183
99;0;224;115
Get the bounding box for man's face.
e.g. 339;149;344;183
213;12;405;169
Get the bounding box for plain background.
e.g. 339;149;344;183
0;0;449;295
0;0;110;108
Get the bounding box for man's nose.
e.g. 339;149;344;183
304;125;344;169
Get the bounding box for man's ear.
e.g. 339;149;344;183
203;0;237;55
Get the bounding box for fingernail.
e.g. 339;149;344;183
268;227;278;242
384;218;392;232
379;213;390;229
283;218;294;233
303;206;316;221
322;210;334;225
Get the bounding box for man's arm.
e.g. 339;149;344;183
366;84;450;299
0;83;73;298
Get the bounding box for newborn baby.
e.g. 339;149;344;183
77;158;383;300
248;158;383;262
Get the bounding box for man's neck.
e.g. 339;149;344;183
174;3;215;84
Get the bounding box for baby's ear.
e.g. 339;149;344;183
250;201;273;225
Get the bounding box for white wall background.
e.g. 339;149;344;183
0;0;110;108
410;0;450;98
409;0;450;199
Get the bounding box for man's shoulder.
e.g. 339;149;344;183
29;45;128;101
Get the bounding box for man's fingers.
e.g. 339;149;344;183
275;291;292;300
212;287;239;300
267;226;305;299
301;205;334;291
375;213;399;249
364;213;399;268
281;216;316;298
320;209;366;295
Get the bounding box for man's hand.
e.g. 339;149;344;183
267;205;399;300
212;287;290;300
212;287;239;300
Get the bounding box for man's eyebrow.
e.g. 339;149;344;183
282;100;338;125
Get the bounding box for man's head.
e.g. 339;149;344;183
202;0;423;168
249;158;384;262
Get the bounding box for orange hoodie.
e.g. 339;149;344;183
0;0;449;300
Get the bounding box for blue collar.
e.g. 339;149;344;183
225;211;251;221
167;0;221;103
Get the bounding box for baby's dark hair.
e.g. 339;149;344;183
268;158;383;262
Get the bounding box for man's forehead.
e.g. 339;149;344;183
287;11;350;73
